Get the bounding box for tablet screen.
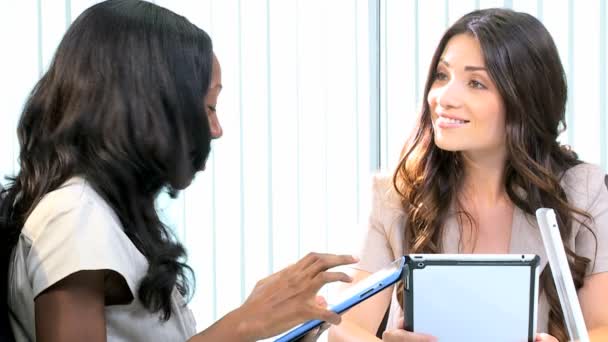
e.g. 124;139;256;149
411;263;535;342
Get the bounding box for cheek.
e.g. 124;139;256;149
476;100;506;136
491;99;507;131
427;89;440;117
427;88;438;107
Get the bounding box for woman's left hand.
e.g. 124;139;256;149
535;332;559;341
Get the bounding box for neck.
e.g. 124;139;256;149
460;149;509;206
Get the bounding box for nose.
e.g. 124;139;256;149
433;81;462;110
208;112;223;139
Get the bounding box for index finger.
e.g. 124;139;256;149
311;271;353;291
306;254;358;275
294;253;357;270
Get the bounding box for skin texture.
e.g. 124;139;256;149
35;271;107;342
429;34;507;158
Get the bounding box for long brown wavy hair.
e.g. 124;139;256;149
394;9;596;341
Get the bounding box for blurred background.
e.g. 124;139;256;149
0;0;606;338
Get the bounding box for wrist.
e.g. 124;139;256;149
229;306;259;342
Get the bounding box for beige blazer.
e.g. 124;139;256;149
356;163;608;333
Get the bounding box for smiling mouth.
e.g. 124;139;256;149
436;116;470;127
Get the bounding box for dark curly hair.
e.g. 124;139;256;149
1;0;213;326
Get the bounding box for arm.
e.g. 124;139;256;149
537;272;608;342
187;309;252;342
35;270;107;342
576;167;608;341
579;272;608;341
328;269;392;342
189;253;358;342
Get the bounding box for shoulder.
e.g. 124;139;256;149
561;163;605;187
561;163;607;210
15;178;147;300
22;177;122;242
369;173;407;242
370;173;405;212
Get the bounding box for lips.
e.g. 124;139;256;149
435;113;470;128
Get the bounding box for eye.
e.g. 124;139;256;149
469;80;486;89
207;105;217;113
433;71;448;81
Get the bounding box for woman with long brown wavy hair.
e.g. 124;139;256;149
329;8;608;342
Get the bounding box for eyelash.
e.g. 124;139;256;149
433;71;487;90
468;80;486;89
207;105;217;113
434;71;448;81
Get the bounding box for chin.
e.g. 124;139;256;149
433;137;463;152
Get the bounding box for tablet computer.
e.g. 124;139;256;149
403;254;540;342
274;256;406;342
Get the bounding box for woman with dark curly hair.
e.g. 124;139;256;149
0;1;356;341
330;8;608;342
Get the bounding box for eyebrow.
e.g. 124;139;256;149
464;66;487;72
208;84;223;93
439;58;487;72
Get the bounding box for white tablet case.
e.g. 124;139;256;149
404;254;540;342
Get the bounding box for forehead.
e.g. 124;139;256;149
212;55;221;78
208;54;222;92
439;33;485;67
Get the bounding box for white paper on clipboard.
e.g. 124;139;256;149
535;208;590;342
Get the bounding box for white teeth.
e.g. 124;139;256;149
444;117;467;124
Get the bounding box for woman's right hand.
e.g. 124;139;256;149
382;318;437;342
234;252;358;341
